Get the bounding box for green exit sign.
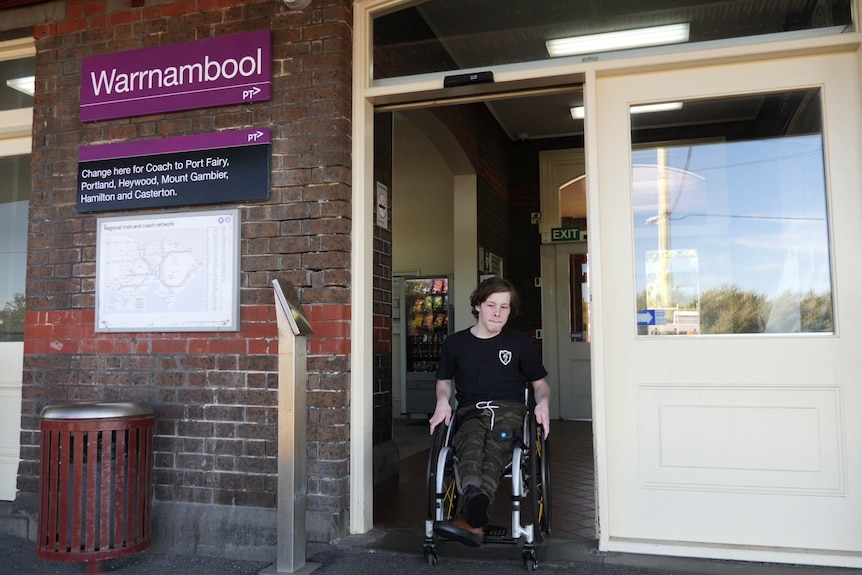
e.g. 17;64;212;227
551;227;580;242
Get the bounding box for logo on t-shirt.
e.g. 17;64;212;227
499;350;512;365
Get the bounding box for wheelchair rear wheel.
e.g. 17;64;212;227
528;415;551;540
426;423;459;522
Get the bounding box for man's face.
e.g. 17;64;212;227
474;291;511;336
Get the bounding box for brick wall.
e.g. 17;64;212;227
373;112;393;446
20;0;354;545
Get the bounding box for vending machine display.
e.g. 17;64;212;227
401;276;452;420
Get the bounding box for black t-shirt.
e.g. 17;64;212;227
435;327;548;407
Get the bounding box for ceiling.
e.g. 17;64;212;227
375;0;852;140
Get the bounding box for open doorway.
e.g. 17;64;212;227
538;150;591;422
376;90;598;542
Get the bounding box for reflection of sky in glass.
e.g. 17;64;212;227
633;134;831;299
0;200;28;308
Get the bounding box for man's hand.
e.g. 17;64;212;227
429;400;452;435
531;379;551;439
534;400;550;439
429;379;454;435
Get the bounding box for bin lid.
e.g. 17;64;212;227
40;401;154;420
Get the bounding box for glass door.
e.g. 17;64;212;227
594;52;862;562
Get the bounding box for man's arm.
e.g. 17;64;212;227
531;378;551;439
429;378;454;435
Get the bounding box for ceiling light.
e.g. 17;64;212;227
6;76;35;97
570;102;683;120
547;23;690;58
629;102;683;114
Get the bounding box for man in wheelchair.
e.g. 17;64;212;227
429;277;551;548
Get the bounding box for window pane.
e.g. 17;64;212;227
569;253;589;343
632;90;832;336
0;57;35;111
373;1;853;81
0;154;29;342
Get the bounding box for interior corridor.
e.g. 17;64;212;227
375;419;596;541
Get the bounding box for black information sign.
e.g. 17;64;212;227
77;129;270;213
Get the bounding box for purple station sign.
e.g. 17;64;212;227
80;30;271;122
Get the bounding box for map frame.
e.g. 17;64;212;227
94;208;240;333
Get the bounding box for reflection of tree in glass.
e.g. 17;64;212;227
799;291;833;332
0;293;25;342
637;286;833;335
700;286;766;334
699;286;832;334
766;290;833;333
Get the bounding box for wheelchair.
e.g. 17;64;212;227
423;392;551;571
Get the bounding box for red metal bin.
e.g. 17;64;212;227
37;401;154;575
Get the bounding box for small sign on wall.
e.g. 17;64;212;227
376;182;389;229
551;227;580;242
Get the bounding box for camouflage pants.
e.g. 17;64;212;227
454;400;525;503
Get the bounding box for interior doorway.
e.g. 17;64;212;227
539;149;591;421
541;241;591;421
380;89;596;540
386;94;590;429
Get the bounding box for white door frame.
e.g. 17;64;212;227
350;0;862;544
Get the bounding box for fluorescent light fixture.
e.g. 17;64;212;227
570;102;683;120
547;23;690;57
6;76;35;97
629;102;683;114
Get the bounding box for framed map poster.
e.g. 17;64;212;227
95;209;240;332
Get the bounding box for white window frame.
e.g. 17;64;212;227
0;35;34;502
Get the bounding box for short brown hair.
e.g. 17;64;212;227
470;276;519;319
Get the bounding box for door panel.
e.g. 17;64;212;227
0;343;22;501
596;52;862;558
555;243;590;420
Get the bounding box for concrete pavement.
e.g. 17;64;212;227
3;528;860;575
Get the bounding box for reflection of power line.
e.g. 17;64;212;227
683;149;821;173
671;213;825;221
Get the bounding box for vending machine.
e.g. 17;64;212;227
400;276;453;421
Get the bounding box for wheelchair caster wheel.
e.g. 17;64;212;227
522;549;538;571
424;543;438;566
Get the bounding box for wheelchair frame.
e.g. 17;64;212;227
423;395;551;571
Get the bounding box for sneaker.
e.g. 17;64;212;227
433;516;484;547
462;486;490;528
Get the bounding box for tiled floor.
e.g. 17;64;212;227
375;419;597;541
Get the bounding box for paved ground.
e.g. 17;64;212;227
4;528;860;575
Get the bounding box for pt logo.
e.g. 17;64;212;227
499;350;512;366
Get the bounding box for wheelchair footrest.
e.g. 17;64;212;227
483;524;518;545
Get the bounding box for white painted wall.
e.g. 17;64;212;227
392;114;454;276
391;113;455;414
390;111;480;420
